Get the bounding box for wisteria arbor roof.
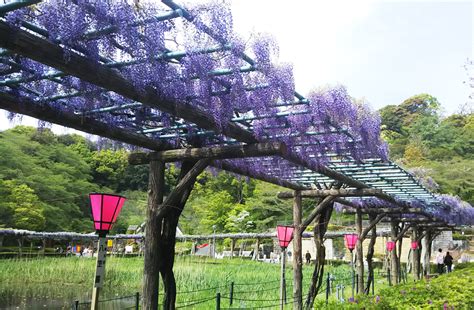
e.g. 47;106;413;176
0;0;472;226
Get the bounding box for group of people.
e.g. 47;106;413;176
435;248;453;273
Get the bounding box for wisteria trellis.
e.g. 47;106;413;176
0;0;473;225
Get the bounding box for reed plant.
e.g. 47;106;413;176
0;256;354;309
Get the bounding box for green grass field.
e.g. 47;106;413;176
0;256;355;309
4;256;466;309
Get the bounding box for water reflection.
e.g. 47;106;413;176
0;284;138;309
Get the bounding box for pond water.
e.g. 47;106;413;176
0;284;138;309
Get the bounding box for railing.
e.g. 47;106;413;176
72;293;140;310
71;271;383;309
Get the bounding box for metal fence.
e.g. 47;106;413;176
72;293;140;310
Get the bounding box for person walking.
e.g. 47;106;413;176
305;250;311;264
444;252;453;273
435;248;444;274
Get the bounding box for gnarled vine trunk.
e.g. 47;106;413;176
365;214;377;294
143;159;209;310
304;202;333;310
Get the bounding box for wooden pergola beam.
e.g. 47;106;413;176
342;207;423;214
277;188;384;199
0;21;257;144
128;142;287;164
399;218;441;223
0;92;169;151
417;223;455;228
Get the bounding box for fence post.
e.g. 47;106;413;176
325;273;330;305
351;270;355;299
372;273;375;295
355;274;359;293
229;281;234;305
135;292;139;310
216;292;221;310
73;300;79;310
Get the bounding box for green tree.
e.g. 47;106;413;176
6;183;46;230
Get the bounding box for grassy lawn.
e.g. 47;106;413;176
0;256;355;309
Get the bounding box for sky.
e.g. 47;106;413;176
0;0;472;133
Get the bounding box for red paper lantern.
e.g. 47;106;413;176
276;225;294;249
386;241;395;252
344;234;358;252
411;241;419;250
90;193;126;235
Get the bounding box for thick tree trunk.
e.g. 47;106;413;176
142;159;209;310
292;191;303;310
422;230;432;276
159;160;204;309
390;220;399;285
304;203;333;310
143;161;165;310
355;209;364;294
365;215;377;294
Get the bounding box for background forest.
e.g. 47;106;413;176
0;94;472;234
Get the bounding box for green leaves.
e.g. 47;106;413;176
354;263;474;309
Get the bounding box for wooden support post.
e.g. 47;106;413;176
230;239;236;259
280;248;287;310
91;235;107;310
253;239;260;261
412;227;422;280
422;230;432;276
365;214;377;294
142;160;165;310
17;237;23;258
390;220;399;285
355;209;364;294
396;224;404;282
208;239;213;258
292;191;303;310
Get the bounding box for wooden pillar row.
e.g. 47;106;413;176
292;190;303;310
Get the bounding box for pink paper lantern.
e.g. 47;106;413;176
90;193;126;234
344;234;358;252
386;241;395;252
411;241;419;250
276;225;294;249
